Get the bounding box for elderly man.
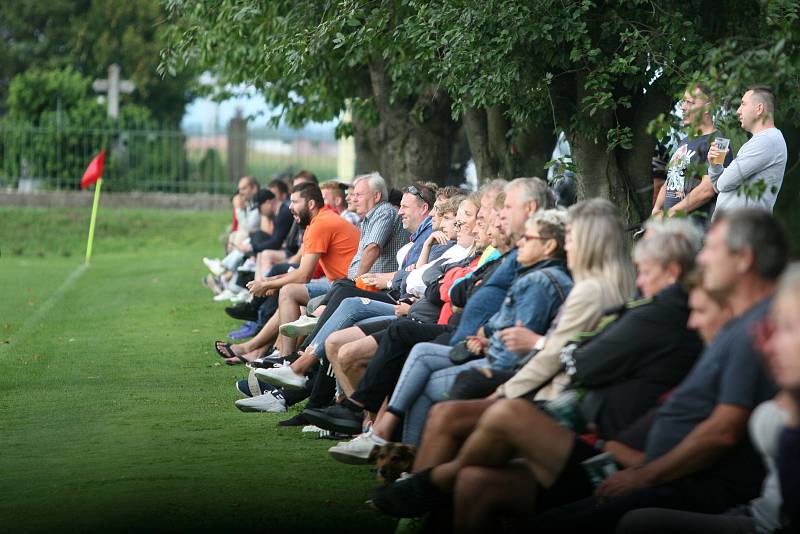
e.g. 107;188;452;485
708;86;787;217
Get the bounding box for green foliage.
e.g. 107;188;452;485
1;72;191;192
0;0;198;124
6;67;90;121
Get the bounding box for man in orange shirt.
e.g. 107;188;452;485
247;182;359;356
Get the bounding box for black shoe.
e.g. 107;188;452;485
225;301;259;322
368;469;446;518
277;413;308;427
302;404;363;435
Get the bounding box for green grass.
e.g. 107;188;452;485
0;207;395;533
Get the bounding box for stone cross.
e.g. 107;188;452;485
92;64;135;120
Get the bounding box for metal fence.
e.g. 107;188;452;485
0;122;339;194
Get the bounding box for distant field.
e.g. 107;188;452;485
0;207;394;533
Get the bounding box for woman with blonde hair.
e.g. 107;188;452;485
369;198;637;516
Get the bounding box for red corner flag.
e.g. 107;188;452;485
80;150;106;189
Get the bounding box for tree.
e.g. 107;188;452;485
0;0;197;124
162;0;462;187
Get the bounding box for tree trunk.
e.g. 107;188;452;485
367;58;459;188
463;105;557;182
568;74;672;223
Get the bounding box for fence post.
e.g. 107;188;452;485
226;109;247;185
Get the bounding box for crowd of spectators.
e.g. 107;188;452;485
199;84;797;533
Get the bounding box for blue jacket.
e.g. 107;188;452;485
485;259;572;371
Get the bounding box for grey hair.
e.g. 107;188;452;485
776;262;800;301
526;208;568;260
634;219;703;282
506;177;555;211
353;172;388;202
713;209;789;280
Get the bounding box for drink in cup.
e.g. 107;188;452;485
711;137;730;165
581;452;619;487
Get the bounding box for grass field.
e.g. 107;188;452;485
0;207;395;533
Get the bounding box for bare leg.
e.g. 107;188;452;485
232;310;280;354
371;410;399;442
414;399;495;471
288;351;319;375
277;283;310;355
432;398;574;492
336;335;377;397
326;327;367;371
453;464;539;534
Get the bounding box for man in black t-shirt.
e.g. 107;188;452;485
652;84;733;223
529;209;789;533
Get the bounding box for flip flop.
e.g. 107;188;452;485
224;354;250;366
214;340;238;359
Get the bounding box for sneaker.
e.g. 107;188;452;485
368;469;446;518
327;430;386;465
203;257;226;276
277;413;308;427
225;301;260;322
303;403;363;435
229;321;259;340
279;315;319;338
234;390;287;413
236;369;279;398
213;288;238;302
254;365;308;390
302;425;324;433
237;258;257;272
229;290;250;304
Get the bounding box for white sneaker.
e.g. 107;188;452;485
302;425;324;433
229;290;250;304
328;430;387;465
237;258;257;272
255;365;308;390
279;315;319;338
213;288;237;302
234;391;287;413
203;257;226;276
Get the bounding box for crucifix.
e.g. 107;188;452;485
92;64;135;120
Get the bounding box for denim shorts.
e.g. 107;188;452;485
305;278;333;299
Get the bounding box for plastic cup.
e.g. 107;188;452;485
711;137;730;165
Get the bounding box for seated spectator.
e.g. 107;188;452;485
413;209;788;533
321;181;360;226
213;182;359;364
324;208;573;459
300;179;549;431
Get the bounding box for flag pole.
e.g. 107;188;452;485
84;178;103;265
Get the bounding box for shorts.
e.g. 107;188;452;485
305;278;333;299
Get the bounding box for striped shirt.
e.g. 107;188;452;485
347;201;408;278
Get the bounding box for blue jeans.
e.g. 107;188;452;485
387;342;487;446
305;278;333;299
306;296;396;359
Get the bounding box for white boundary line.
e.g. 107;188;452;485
0;263;89;355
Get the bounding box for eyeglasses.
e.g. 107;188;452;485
406;185;429;205
521;234;551;242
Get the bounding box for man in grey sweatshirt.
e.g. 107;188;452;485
708;86;787;218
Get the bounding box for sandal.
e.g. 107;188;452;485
224;354;250;366
214;340;238;359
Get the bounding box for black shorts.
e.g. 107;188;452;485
357;318;395;337
537;437;599;512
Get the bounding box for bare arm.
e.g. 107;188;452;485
356;243;382;277
247;252;321;295
651;182;667;215
597;404;751;496
668;175;716;215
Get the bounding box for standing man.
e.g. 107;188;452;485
652;83;733;222
708;86;787;217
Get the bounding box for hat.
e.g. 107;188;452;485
255;189;276;207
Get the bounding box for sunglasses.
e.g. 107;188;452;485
406;185;429;205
